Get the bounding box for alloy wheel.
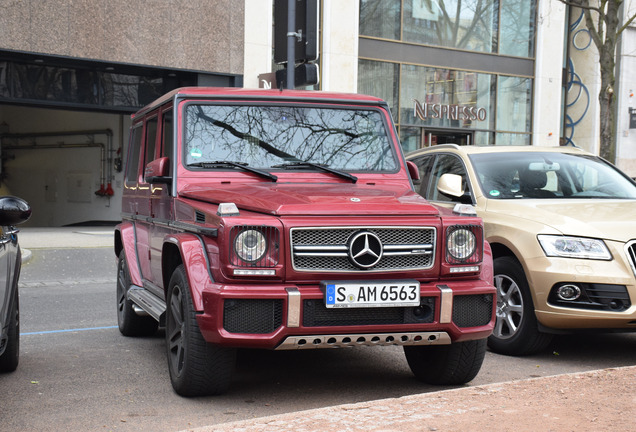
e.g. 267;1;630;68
493;274;524;339
167;285;186;377
116;259;127;320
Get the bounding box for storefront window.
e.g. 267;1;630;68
0;61;196;110
496;76;532;133
495;132;531;146
500;0;536;57
399;64;495;131
358;60;400;120
359;0;401;40
359;1;536;59
402;0;498;53
358;1;536;149
474;131;496;146
359;60;533;148
400;126;421;153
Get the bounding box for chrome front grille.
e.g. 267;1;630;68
626;240;636;277
290;226;436;272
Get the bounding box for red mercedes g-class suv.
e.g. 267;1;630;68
114;87;496;397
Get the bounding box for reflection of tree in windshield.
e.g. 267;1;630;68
184;104;397;171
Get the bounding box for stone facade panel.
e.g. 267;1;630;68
0;0;244;74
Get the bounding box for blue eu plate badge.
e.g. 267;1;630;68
325;284;336;305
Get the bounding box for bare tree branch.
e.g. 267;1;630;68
618;12;636;34
584;3;604;50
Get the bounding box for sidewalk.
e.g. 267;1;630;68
19;226;114;263
188;366;636;432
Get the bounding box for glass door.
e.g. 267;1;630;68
422;129;473;147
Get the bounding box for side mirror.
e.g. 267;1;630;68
0;196;31;226
144;157;172;185
437;173;464;198
438;173;473;204
406;161;421;185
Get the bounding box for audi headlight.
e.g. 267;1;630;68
446;226;481;264
538;235;612;260
234;229;267;263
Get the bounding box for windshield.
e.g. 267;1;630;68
183;104;398;172
469;151;636;199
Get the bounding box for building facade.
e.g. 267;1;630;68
249;0;633;177
564;2;636;176
617;2;636;175
246;0;566;152
0;0;632;226
357;0;545;151
0;0;243;225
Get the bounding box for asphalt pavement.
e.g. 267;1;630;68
15;226;636;432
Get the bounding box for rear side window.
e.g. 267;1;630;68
125;125;143;185
144;117;158;167
410;154;435;197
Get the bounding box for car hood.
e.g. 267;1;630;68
180;182;441;216
483;199;636;242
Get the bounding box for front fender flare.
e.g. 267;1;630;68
164;233;215;311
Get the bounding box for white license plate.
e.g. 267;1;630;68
321;280;420;308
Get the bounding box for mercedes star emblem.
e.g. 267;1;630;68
348;231;383;269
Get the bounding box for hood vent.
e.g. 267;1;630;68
195;211;206;224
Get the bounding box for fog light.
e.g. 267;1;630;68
609;300;624;310
556;284;581;301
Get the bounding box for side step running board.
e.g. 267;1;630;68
127;286;166;323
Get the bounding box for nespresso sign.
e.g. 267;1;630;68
414;99;487;122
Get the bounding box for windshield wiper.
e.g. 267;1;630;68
272;162;358;183
188;161;278;182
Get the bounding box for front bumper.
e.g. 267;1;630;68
196;280;496;349
526;251;636;330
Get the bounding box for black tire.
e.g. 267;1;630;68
488;256;552;356
404;339;487;385
116;250;158;337
165;265;236;397
0;293;19;373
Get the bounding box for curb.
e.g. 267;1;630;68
21;248;32;265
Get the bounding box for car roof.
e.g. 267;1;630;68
406;144;593;158
132;87;388;119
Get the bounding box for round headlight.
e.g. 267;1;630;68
234;229;267;263
447;228;477;261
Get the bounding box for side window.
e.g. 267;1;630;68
125;124;143;185
427;154;468;202
410;155;435;198
161;109;173;174
144;116;158;167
